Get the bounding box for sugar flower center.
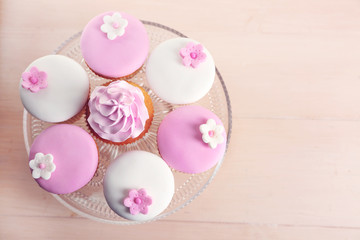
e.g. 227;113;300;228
134;197;142;204
29;76;38;84
38;163;46;169
208;130;215;137
112;22;120;29
190;52;198;59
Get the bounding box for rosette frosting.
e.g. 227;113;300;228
88;81;149;142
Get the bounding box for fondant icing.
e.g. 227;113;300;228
103;151;174;221
19;55;89;123
157;106;226;173
29;124;98;194
146;38;215;104
81;11;149;78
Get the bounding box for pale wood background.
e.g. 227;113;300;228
2;0;360;239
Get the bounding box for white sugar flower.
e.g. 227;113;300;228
29;153;56;180
100;12;128;40
199;119;225;149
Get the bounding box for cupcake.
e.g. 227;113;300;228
157;106;226;173
146;38;215;104
103;151;174;221
28;124;98;194
80;11;149;79
19;55;89;123
87;80;153;144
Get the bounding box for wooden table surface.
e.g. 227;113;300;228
2;0;360;239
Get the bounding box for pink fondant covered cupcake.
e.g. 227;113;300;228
80;11;149;79
87;80;153;145
157;106;227;173
28;124;98;194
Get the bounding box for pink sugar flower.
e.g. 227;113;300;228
123;188;152;215
21;66;48;93
179;42;207;68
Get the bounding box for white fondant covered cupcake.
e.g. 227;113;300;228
19;55;89;123
146;38;215;104
103;151;174;221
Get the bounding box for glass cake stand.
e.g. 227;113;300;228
23;21;232;224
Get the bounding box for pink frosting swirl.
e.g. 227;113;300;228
88;81;149;142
